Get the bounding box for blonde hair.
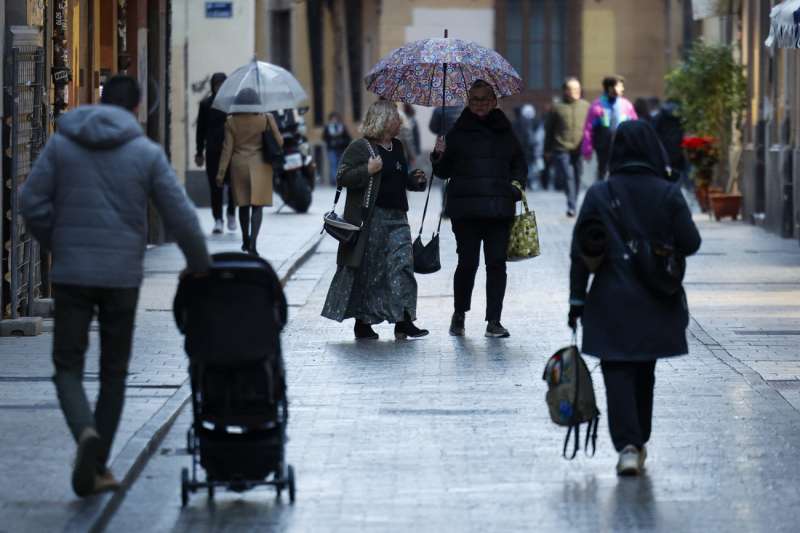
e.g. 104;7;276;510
360;100;400;140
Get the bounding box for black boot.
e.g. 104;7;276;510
354;320;378;340
395;321;429;340
241;235;250;253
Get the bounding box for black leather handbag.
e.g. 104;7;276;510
262;118;285;173
607;181;686;297
322;140;376;245
413;177;445;274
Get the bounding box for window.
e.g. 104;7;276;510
501;0;572;94
270;10;291;71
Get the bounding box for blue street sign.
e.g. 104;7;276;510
205;2;233;18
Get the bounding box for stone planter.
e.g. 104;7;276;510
695;183;723;212
709;192;743;221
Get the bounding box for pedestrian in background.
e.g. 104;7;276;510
545;77;590;217
429;105;463;138
20;75;210;497
398;103;420;167
568;120;701;476
633;97;650;124
196;72;237;234
216;88;283;256
582;75;638;180
322;100;429;341
653;99;688;187
432;80;526;339
513;104;544;189
323;111;351;186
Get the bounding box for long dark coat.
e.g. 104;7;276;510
432;108;526;220
334;138;424;268
570;121;702;360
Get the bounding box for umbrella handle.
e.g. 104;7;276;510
441;29;448;136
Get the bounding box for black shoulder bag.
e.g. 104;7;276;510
322;139;376;245
412;176;445;274
262;117;285;173
606;180;686;297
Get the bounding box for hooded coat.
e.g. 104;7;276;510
570;120;701;360
21;105;209;288
432;108;526;220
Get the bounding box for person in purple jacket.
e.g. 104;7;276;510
582;75;638;180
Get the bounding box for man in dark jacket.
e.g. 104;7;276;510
21;76;210;497
195;72;235;234
568;120;700;476
545;77;590;216
432;80;526;338
653;100;687;185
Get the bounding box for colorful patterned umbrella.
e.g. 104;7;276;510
364;33;523;107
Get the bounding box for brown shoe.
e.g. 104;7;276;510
92;470;121;494
72;428;101;497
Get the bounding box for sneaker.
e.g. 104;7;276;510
449;312;465;337
485;321;510;338
354;320;379;340
638;445;648;471
72;428;101;497
616;444;641;476
93;469;121;494
226;213;237;232
394;321;429;340
566;209;576;218
212;220;223;234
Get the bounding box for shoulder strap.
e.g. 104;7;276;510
330;139;376;212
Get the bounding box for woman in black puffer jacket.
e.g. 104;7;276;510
432;80;527;338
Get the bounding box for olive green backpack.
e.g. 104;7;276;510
542;342;600;459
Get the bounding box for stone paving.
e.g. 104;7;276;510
0;187;332;533
107;188;800;532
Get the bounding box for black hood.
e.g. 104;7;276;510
210;72;227;96
455;108;512;133
609;120;672;180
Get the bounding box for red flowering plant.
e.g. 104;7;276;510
681;136;719;185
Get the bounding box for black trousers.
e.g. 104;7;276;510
52;284;140;472
206;149;235;221
596;148;610;181
451;218;511;322
600;360;657;452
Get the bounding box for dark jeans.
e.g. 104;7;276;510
553;150;583;212
206;149;235;221
53;284;140;472
451;218;511;322
600;360;657;452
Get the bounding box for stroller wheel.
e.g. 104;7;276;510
287;465;296;504
181;468;190;507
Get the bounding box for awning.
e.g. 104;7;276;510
765;0;800;48
692;0;739;21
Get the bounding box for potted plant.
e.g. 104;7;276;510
680;135;719;212
665;41;747;220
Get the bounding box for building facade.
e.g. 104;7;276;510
2;0;173;321
696;0;800;241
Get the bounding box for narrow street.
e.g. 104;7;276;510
107;189;800;533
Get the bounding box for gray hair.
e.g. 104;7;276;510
361;100;400;139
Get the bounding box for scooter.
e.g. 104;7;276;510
273;109;317;213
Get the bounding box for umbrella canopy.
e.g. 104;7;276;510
765;0;800;48
212;59;308;114
364;37;522;107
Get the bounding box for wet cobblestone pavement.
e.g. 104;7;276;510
104;189;800;532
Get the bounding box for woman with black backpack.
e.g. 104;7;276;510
568;120;701;476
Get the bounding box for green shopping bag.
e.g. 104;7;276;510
507;183;540;261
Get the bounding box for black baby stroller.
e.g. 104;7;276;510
173;252;295;506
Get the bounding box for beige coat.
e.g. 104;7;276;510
217;114;283;207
